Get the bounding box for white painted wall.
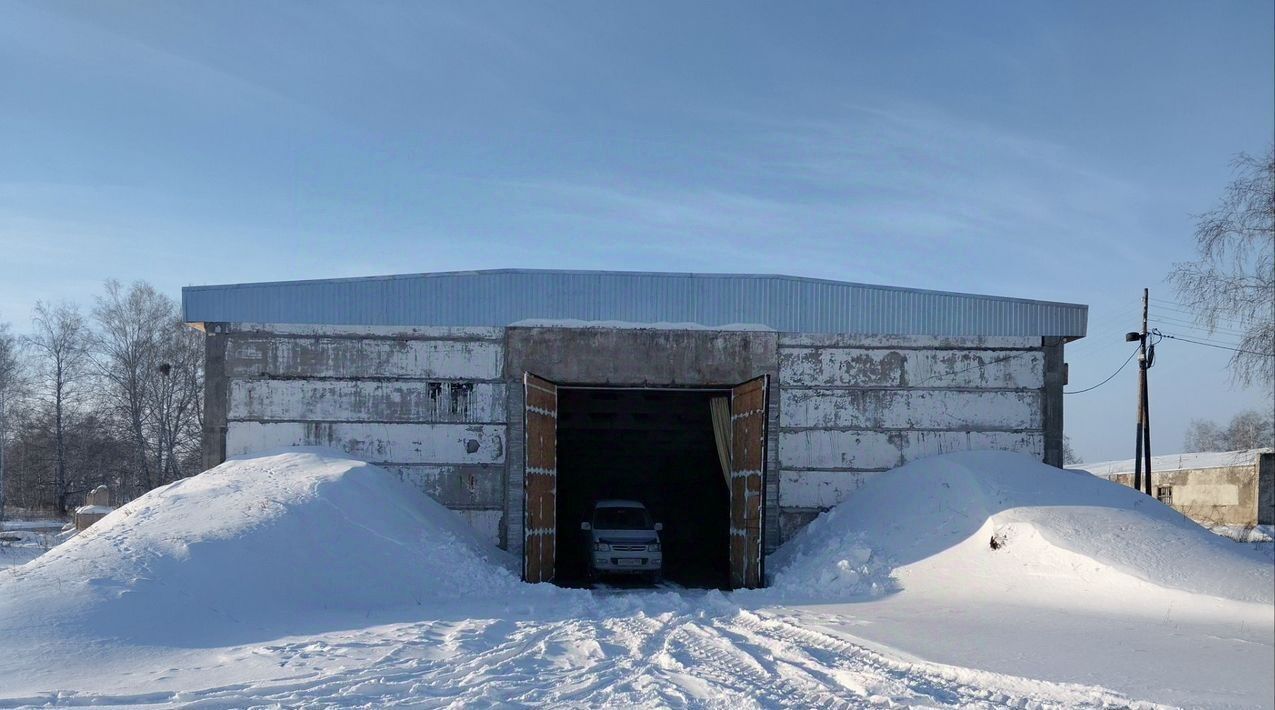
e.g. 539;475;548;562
779;347;1044;389
230;379;506;423
226;336;503;380
780;429;1044;472
780;389;1042;430
221;325;509;547
1175;484;1241;507
776;335;1047;516
457;509;503;548
226;421;506;465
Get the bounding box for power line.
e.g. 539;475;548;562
1149;318;1250;339
1158;332;1274;357
1151;313;1248;329
1149;307;1248;325
1064;347;1140;395
1151;327;1251;348
1146;303;1248;325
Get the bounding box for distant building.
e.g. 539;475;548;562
183;269;1087;588
1074;449;1275;527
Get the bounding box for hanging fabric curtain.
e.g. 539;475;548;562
709;396;732;494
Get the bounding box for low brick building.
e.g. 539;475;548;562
1075;449;1275;527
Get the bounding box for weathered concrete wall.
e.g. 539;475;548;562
505;327;778;386
1260;453;1274;525
230;380;506;423
202;323;1069;554
776;335;1050;539
210;323;508;546
503;326;781;557
201;323;230;472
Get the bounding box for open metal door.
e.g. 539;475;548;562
523;372;558;583
729;375;768;589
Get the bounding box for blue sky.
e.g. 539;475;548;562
1;0;1271;461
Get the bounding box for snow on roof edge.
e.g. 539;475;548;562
1069;448;1272;478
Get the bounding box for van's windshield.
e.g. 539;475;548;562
593;506;652;530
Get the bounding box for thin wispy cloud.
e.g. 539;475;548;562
0;1;1270;459
471;104;1149;297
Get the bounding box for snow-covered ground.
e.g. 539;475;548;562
0;449;1271;708
0;519;66;572
1210;524;1275;561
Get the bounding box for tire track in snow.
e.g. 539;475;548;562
5;600;1165;708
731;609;1161;709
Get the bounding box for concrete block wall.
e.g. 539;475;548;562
209;323;508;546
775;334;1052;538
201;323;1067;556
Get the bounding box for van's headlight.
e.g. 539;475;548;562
650;543;660;552
594;542;609;552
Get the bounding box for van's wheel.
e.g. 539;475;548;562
650;571;663;586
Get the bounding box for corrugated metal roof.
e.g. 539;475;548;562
181;269;1088;337
1069;448;1271;478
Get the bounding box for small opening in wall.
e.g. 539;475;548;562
1156;486;1173;505
428;382;443;418
450;382;473;417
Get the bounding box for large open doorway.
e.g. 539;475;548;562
556;387;730;588
521;373;769;590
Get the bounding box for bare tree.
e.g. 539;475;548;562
0;321;25;519
1170;146;1275;387
92;281;172;496
1224;410;1274;450
0;283;205;513
1183;418;1225;452
1062;435;1080;465
26;302;91;513
1184;409;1274;452
148;319;204;484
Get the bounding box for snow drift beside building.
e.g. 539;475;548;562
768;450;1274;606
0;449;525;646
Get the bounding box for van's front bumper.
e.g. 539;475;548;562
592;547;662;573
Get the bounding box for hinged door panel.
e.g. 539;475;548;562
729;375;768;589
524;372;558;583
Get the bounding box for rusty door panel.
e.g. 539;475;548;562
524;372;558;583
729;375;768;589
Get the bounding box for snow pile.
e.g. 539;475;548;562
769;450;1274;605
1211;524;1275;562
0;449;524;645
1211;523;1275;543
766;523;895;599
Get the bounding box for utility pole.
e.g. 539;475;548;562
1127;288;1154;496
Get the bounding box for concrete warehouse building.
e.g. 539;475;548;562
183;269;1088;589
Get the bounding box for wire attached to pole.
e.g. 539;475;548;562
1064;347;1140;395
1158;332;1272;357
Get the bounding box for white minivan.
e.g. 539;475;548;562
580;500;664;584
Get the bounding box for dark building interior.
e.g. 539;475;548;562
554;387;731;588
